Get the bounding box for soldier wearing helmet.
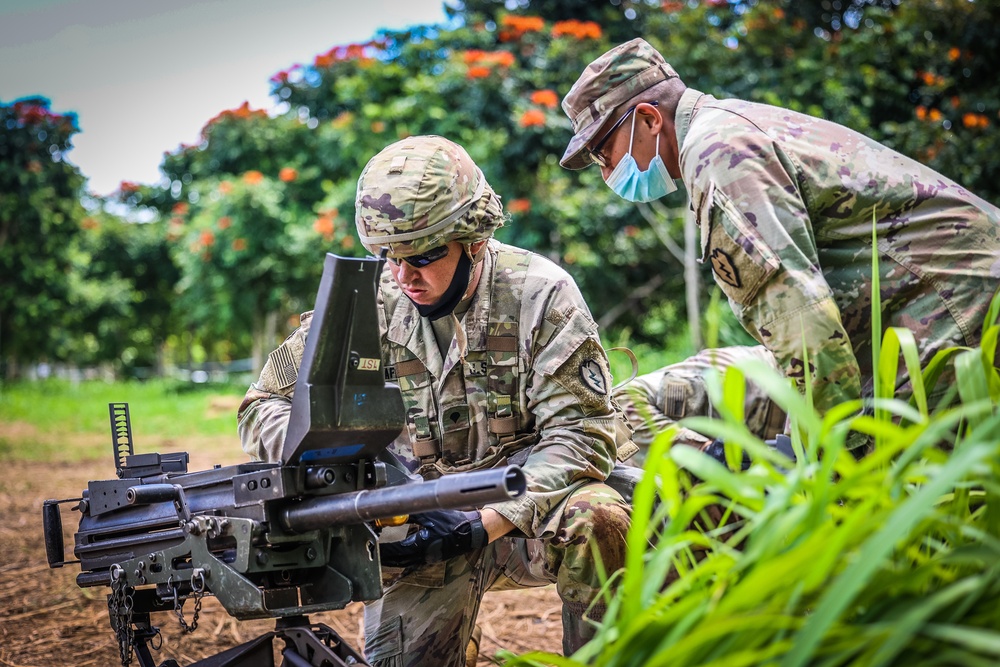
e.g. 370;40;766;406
239;135;636;666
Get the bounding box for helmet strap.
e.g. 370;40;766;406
414;250;473;321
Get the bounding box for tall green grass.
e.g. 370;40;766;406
504;292;1000;663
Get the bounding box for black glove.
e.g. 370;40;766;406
704;439;752;471
379;509;487;568
704;435;795;471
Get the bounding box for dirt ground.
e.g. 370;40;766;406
0;421;562;666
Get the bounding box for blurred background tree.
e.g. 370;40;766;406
0;98;85;378
3;0;998;380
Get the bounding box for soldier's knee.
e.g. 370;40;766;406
560;486;630;570
588;502;630;570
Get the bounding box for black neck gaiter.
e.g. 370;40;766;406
413;250;472;321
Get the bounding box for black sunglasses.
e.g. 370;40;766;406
387;244;450;268
586;101;658;168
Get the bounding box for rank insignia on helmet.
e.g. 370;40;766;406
710;248;742;288
579;359;609;395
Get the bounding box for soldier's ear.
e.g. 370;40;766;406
467;240;487;258
636;102;663;134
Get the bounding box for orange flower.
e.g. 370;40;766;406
773;7;785;19
530;89;559;108
80;217;99;230
929;108;942;122
552;20;602;40
203;102;267;135
279;167;298;182
624;225;639;238
920;71;943;86
963;113;990;129
948;46;961;61
507;198;531;214
232;238;247;251
463;49;486;64
950;96;961;109
519;109;546;127
662;1;684;12
200;230;216;247
915;106;927;121
341;236;355;250
219;181;233;195
314;215;335;240
499;15;545;42
501;15;544;33
467;66;491;79
331;111;354;129
172;202;189;215
371;121;386;133
119;181;140;193
243;170;264;185
218;216;232;230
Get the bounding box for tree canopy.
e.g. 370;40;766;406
3;0;998;377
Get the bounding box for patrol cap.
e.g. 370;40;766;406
355;135;502;257
560;38;678;170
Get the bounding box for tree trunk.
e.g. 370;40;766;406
684;200;702;350
637;198;703;351
250;309;279;375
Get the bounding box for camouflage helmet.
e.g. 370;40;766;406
560;38;678;170
355;135;504;257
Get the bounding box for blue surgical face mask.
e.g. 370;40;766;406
604;112;677;202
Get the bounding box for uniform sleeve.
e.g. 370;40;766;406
687;125;861;416
613;368;713;456
237;314;312;462
486;275;625;538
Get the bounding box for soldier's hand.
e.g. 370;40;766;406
379;509;487;568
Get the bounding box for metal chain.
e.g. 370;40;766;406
108;565;135;667
172;569;205;634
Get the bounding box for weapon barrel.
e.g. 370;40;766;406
280;465;526;533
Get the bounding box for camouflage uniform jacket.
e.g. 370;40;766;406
239;240;634;539
615;346;785;462
675;89;1000;415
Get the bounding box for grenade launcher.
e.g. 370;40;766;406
42;254;526;667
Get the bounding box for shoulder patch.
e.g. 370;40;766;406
267;345;298;391
579;359;608;395
551;339;612;415
710;247;742;288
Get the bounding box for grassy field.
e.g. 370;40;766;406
0;378;247;461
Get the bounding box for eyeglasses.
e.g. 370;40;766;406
585;101;658;168
386;244;450;268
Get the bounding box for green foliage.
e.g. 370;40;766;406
9;0;999;374
500;292;1000;667
64;211;179;371
0;97;85;373
0;378;244;461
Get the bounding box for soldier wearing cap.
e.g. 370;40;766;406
238;135;635;665
616;346;785;466
561;38;1000;442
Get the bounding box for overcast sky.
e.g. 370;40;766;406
0;0;450;196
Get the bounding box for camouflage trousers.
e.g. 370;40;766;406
363;482;630;666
